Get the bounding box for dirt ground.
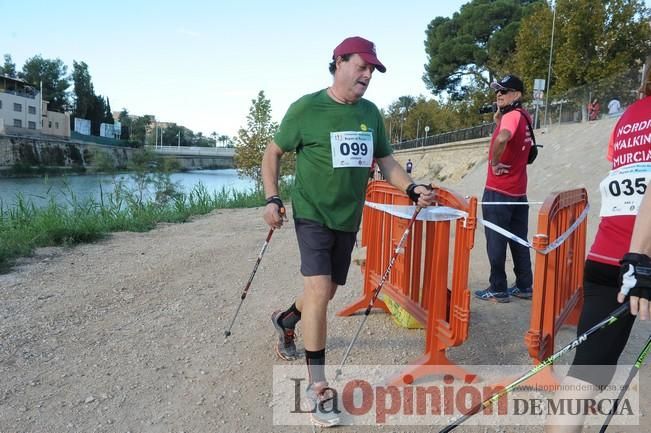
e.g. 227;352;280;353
1;201;649;433
1;117;650;433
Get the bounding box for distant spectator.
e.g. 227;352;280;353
587;98;600;121
607;98;621;115
406;158;413;174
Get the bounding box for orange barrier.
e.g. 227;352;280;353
337;180;478;383
523;188;589;388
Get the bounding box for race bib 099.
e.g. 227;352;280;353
599;162;651;217
330;131;373;168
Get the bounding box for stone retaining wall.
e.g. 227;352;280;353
393;136;489;183
0;135;232;175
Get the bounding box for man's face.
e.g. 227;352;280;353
334;53;375;101
495;88;521;108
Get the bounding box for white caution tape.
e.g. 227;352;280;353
479;201;545;205
366;201;590;256
537;203;590;254
365;202;468;222
479;203;590;254
478;217;534;249
464;195;545;206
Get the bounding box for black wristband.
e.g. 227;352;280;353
265;195;284;211
406;183;426;203
621;253;651;267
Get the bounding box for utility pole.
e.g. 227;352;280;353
544;1;556;129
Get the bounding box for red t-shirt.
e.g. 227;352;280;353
485;109;532;196
589;96;651;266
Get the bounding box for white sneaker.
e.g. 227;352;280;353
300;381;341;427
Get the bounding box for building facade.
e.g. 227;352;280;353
0;74;42;132
42;100;70;137
0;74;70;138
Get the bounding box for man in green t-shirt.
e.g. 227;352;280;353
261;36;435;427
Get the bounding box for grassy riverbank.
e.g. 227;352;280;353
0;176;292;273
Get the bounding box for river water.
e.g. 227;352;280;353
0;169;256;208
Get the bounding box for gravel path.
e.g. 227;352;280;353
1;204;648;433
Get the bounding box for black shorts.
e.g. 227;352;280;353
567;260;636;386
294;218;357;286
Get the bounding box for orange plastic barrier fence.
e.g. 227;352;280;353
524;188;589;388
337;180;478;383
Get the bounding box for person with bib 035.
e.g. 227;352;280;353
545;64;651;433
261;36;436;428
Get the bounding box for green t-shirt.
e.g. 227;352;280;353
275;89;392;232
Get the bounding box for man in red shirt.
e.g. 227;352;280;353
475;74;534;303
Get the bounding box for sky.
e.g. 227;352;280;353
2;0;469;138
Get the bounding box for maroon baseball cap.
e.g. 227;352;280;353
332;36;386;73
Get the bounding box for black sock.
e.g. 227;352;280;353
278;302;301;329
305;348;326;385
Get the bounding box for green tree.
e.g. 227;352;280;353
118;109;132;140
384;95;418;142
72;60;96;119
234;91;287;187
72;61;117;134
384;94;491;144
19;55;70;111
104;97;113;123
423;0;541;99
91;95;108;135
130;115;153;146
1;54;17;78
161;124;192;147
512;3;554;92
515;0;650;100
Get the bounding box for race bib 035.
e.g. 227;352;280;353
599;162;651;217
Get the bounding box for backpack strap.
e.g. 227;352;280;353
515;108;542;149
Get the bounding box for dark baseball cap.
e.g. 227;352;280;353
490;74;524;93
333;36;386;73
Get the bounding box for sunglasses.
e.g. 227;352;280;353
495;89;515;95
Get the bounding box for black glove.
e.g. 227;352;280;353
406;183;429;204
619;252;651;301
265;195;285;213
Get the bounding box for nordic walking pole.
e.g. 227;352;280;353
224;207;285;338
599;333;651;433
438;303;631;433
334;206;422;380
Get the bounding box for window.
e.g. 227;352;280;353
0;100;3;109
55;122;59;129
28;121;36;129
13;119;22;127
28;105;36;114
14;103;22;112
48;120;52;128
